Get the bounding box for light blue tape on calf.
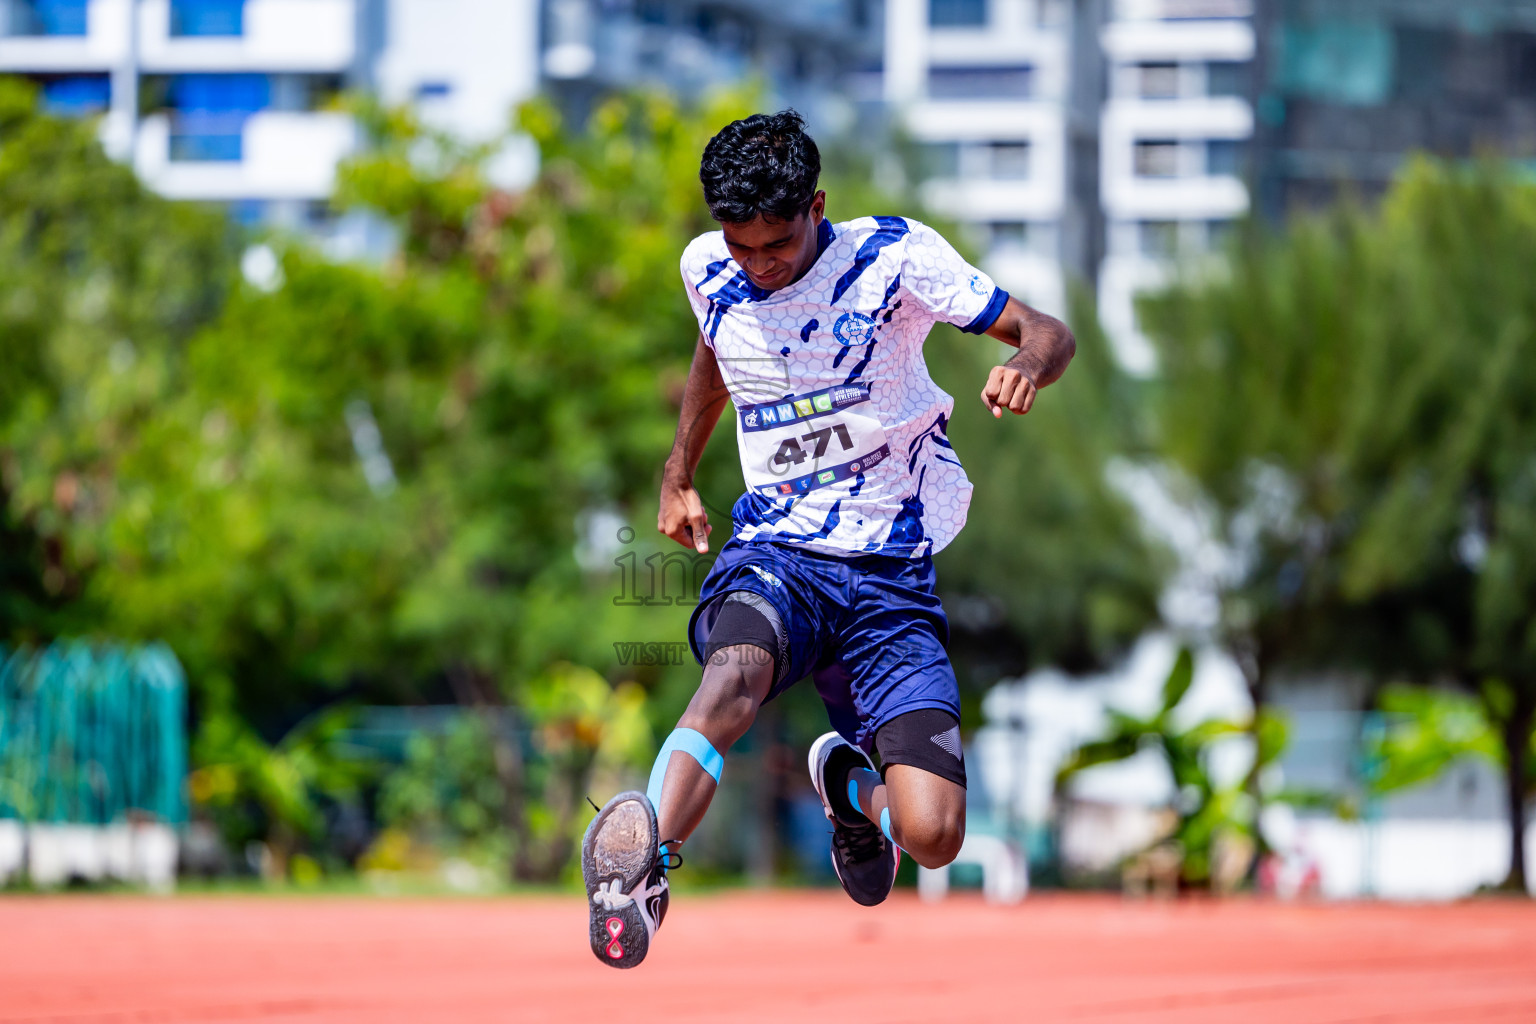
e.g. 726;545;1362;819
879;807;894;844
646;727;725;808
847;779;861;816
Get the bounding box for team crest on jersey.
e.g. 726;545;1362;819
969;274;988;295
833;311;877;347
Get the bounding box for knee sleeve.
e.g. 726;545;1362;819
875;708;967;789
701;592;783;676
646;727;724;809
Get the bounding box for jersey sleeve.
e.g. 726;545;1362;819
679;247;713;345
899;220;1009;335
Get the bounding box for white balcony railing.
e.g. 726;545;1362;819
1100;96;1251;219
0;0;129;70
134;109;354;200
137;0;354;72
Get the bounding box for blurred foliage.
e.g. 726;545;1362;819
378;714;509;852
1141;158;1536;891
1366;684;1501;797
0;78;235;643
0;70;1183;885
933;288;1167;692
1056;647;1334;888
189;692;371;878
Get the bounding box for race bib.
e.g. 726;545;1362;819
737;383;891;498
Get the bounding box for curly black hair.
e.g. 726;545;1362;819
699;110;821;224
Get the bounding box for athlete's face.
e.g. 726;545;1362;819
720;191;826;292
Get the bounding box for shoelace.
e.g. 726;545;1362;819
831;818;886;864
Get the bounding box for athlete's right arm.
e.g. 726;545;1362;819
659;331;730;554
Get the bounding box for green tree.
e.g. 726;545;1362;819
932;290;1168;695
0;78;234;645
1140;159;1536;893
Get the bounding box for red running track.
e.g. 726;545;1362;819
3;891;1536;1023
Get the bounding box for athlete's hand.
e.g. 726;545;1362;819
659;470;713;553
981;365;1038;418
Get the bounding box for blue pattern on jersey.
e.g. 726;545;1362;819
734;490;799;528
874;274;903;320
699;259;731;290
906;412;951;472
702;271;772;339
830;216;909;304
876;467;927;554
764;499;843;543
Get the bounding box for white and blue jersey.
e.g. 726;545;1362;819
680;216;1008;559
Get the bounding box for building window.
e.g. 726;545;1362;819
1207;61;1250;97
918;141;960;179
1137;62;1181;99
1134;140;1180;178
988;141;1031;180
1206;139;1247;176
927;65;1032;100
990;222;1030;252
170;0;245;37
1139;221;1180;257
930;0;986;28
38;74;110;115
5;0;88;36
166;73;270;162
228;200;267;228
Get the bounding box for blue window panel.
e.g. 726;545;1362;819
415;81;453;99
170;0;245;37
228;199;267;227
41;75;111;115
927;65;1032;100
1207;61;1250;98
930;0;986;27
166;74;266;163
1279;20;1395;106
13;0;89;36
167;73;270;114
169;128;243;162
1206;139;1247;177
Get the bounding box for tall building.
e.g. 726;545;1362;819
884;0;1071;318
1096;0;1254;372
0;0;540;247
1253;0;1536;219
540;0;882;137
882;0;1255;369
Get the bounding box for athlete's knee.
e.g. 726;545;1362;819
893;803;965;870
678;648;770;746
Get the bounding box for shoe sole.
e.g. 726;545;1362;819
582;791;657;969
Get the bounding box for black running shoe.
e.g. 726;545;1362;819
582;791;673;968
808;731;897;907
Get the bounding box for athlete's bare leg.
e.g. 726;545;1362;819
848;763;965;869
654;644;774;847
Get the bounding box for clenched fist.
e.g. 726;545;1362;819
981;365;1038;418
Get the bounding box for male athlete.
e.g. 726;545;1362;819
582;111;1074;968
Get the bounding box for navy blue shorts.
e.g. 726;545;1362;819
687;535;959;754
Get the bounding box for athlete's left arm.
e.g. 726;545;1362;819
977;296;1076;418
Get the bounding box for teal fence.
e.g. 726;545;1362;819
0;643;187;825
